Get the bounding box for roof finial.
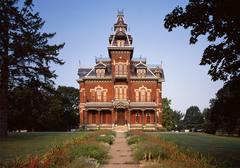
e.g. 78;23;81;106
117;9;124;16
79;60;81;67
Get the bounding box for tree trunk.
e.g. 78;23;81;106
0;20;9;138
0;54;9;138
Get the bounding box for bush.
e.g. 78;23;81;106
96;134;114;145
134;142;166;162
128;131;215;168
68;143;108;164
68;156;99;168
127;135;144;145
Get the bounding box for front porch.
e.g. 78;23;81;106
80;101;162;130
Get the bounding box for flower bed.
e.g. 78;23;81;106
127;130;216;168
2;131;115;168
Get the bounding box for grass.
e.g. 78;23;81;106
0;131;114;167
147;132;240;168
128;131;215;168
0;132;89;162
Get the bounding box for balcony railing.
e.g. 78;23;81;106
115;74;128;78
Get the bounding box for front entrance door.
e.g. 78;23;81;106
117;109;125;125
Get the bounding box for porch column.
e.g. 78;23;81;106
154;109;157;127
83;110;88;124
142;109;144;126
111;109;114;124
128;109;131;125
98;110;100;126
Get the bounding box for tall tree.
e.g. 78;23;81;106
0;0;64;137
162;98;174;130
209;78;240;134
184;106;204;130
164;0;240;82
171;110;184;130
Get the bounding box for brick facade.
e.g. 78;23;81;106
78;12;164;129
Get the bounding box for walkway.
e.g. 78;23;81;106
102;129;139;168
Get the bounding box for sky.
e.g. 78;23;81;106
33;0;223;113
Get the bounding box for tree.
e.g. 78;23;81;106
209;77;240;135
162;98;183;131
202;107;216;134
8;85;79;131
162;98;174;130
55;86;79;130
171;110;184;130
0;0;64;137
184;106;204;130
164;0;240;82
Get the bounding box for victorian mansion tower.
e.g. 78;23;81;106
78;12;164;130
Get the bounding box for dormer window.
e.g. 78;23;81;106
137;69;146;78
96;68;105;77
117;40;125;47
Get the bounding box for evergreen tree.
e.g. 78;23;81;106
162;98;174;131
184;106;204;130
0;0;64;137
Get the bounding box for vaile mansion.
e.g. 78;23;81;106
78;12;164;130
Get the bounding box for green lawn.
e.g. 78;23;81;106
147;132;240;168
0;132;88;162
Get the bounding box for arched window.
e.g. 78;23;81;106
135;91;139;102
115;65;119;75
147;91;151;102
140;89;145;102
135;86;152;102
103;91;107;102
90;86;107;102
119;64;123;75
123;65;127;75
96;89;102;101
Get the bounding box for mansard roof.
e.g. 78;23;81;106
78;68;92;78
78;57;164;81
135;61;147;68
95;61;107;69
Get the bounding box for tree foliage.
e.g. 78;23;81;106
164;0;240;82
8;85;79;131
208;77;240;134
184;106;204;130
0;0;64;137
162;98;183;131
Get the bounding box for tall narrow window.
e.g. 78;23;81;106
156;90;159;103
140;89;145;102
123;87;127;99
91;91;95;102
96;89;102;101
115;87;118;99
119;64;123;75
115;65;119;75
119;87;123;99
103;91;107;102
135;91;139;102
147;91;151;102
123;65;127;75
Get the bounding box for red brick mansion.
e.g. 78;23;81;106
78;12;164;130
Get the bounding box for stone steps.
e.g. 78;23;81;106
114;125;129;132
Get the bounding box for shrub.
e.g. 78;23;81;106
134;142;166;162
68;156;99;168
96;134;114;145
68;143;108;164
127;135;144;145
